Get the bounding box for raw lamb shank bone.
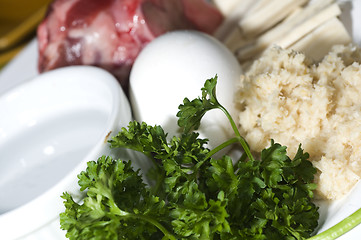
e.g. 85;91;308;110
37;0;223;91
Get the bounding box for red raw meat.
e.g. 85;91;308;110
37;0;223;90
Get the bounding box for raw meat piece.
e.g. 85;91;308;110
37;0;223;90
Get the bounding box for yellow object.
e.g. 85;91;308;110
0;41;26;68
0;0;52;50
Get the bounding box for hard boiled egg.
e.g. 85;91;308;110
129;30;242;150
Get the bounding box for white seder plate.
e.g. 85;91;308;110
1;1;361;239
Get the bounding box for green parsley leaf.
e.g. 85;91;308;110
61;75;320;240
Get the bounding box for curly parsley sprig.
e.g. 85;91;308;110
176;75;254;162
60;76;320;239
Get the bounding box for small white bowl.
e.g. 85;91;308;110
0;66;132;240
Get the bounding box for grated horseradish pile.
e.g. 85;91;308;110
236;44;361;200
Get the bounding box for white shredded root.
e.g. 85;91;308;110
236;44;361;200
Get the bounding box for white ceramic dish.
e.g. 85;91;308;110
0;66;132;240
1;1;361;239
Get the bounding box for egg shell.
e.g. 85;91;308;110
129;30;242;150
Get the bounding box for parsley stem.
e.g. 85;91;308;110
218;104;254;162
307;207;361;240
152;171;165;196
111;200;176;240
206;137;239;159
128;213;177;240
